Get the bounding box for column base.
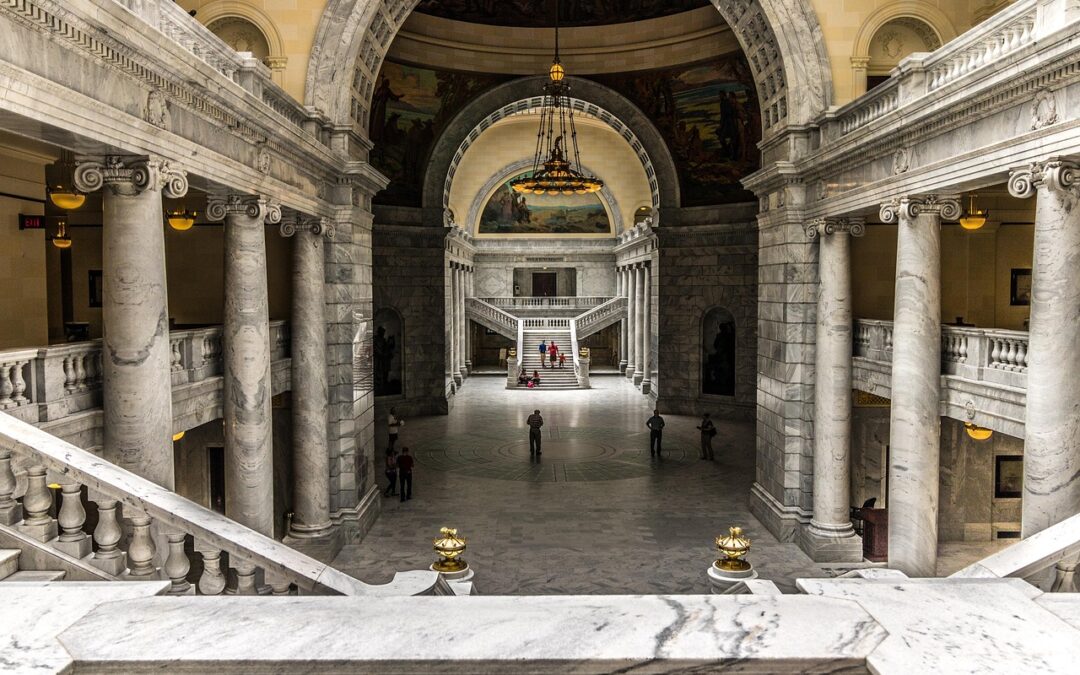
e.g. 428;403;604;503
633;372;644;387
625;366;636;381
749;482;810;543
640;378;651;395
453;373;463;388
795;522;864;563
464;360;472;375
618;360;628;374
459;367;468;381
284;523;345;564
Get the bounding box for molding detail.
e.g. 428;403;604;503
143;89;170;130
892;147;910;175
879;194;961;223
256;147;272;174
73;157;188;198
805;217;865;239
205;195;282;223
280;215;335;239
1008;159;1080;198
1030;89;1059;131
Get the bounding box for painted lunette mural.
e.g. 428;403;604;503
478;171;612;235
370;54;760;209
413;0;708;28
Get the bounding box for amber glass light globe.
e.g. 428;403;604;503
549;61;565;82
168;210;196;231
49;189;85;211
964;423;993;441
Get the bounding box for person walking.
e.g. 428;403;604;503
548;341;559;369
646;409;665;457
397;447;414;501
558;352;566;369
538;340;548;368
387;407;403;452
527;409;544;456
697;413;717;460
383;449;398;497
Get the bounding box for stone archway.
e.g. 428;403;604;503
305;0;833;150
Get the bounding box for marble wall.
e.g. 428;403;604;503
655;223;757;418
0;147;48;349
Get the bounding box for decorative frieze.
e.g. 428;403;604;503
74;157;188;198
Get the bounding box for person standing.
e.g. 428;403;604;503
388;407;403;452
539;340;548;368
646;409;665;457
383;449;398;497
527;409;544;456
548;341;559;369
558;352;566;369
697;413;717;460
397;447;414;501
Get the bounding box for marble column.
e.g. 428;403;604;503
639;263;651;393
74;157;187;488
618;268;628;374
458;265;467;381
207;195;280;537
464;267;473;374
879;195;959;577
798;217;864;562
633;265;645;386
625;266;637;381
450;263;461;388
281;216;333;539
1009;160;1080;538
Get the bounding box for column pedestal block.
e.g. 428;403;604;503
284;525;346;564
708;563;758;594
795;524;864;563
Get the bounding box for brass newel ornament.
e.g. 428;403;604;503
714;526;751;572
432;527;468;573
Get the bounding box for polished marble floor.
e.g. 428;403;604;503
333;376;1004;595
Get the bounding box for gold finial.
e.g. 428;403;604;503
714;526;751;572
432;527;468;573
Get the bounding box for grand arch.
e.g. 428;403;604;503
419;77;679;226
305;0;833;149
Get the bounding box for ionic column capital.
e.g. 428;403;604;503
805;217;865;240
205;194;282;224
879;195;961;223
279;212;335;240
1008;159;1080;198
74;156;188;198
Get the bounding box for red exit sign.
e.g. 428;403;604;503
19;214;46;230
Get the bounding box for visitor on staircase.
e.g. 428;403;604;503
538;340;548;368
548;341;559;369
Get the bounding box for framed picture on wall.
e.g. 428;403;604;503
1010;268;1032;306
88;270;103;308
995;456;1023;499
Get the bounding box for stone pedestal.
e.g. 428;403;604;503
879;196;959;577
799;218;864;563
431;563;476;596
708;563;758;594
209;195;279;538
1009;161;1080;538
74;157;187;489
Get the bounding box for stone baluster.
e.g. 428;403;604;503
197;545;227;595
54;482;91;558
0;448;22;525
73;353;88;392
10;361;28;405
17;465;57;541
163;530;192;594
0;364;12;408
1009;161;1080;556
266;570;292;596
879;195;960;577
280;214;333;540
625;267;637;381
798;217;865;562
232;559;258;595
126;510;157;577
74;157;187;490
90;499;127;575
207;194;279;538
62;356;77;394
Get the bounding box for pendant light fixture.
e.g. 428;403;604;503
510;0;603;196
167;208;197;231
959;194;988;231
52;219;73;249
48;151;86;211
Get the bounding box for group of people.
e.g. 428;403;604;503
518;368;543;387
646;409;718;459
538;340;566;369
383;408;414;501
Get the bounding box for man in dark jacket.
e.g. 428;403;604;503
527;409;544;456
646;409;665;457
397;447;414;501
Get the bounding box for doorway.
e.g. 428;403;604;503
532;272;557;297
208;446;226;514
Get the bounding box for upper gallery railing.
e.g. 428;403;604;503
824;0;1044;140
479;297;610;310
0;413;445;596
574;297;628;339
0;322;289;426
854;319;1028;389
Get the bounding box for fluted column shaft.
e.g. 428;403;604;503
880;196;958;577
625;267;637;380
1009;161;1080;537
633;265;645;385
618;268;628;373
807;219;862;545
288;220;332;538
74;157;187;488
212;195;279;537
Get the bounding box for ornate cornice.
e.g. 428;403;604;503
804;217;865;240
205;195;282;224
1008;159;1080;198
73;157;188;198
879;195;961;223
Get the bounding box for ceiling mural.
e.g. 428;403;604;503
478;171;612;236
370;54;760;209
413;0;708;28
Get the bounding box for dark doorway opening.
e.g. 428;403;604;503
208;446;226;514
532;272;557;297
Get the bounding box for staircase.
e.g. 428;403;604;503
0;548;66;582
517;331;579;389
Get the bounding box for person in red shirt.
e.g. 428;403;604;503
548;341;559;368
396;447;414;501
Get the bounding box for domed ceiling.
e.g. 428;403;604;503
414;0;708;28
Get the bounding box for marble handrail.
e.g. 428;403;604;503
922;0;1037;93
951;511;1080;588
0;412;443;596
465;298;519;334
479;296;611;310
575;296;628;338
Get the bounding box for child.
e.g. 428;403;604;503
558;352;566;368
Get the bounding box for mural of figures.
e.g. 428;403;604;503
414;0;707;28
478;172;612;235
591;56;760;206
702;307;736;396
373;308;404;397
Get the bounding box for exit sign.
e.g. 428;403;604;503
19;214;46;230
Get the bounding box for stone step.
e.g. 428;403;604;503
0;549;20;580
3;569;67;582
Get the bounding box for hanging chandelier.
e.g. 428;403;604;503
510;0;603;196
